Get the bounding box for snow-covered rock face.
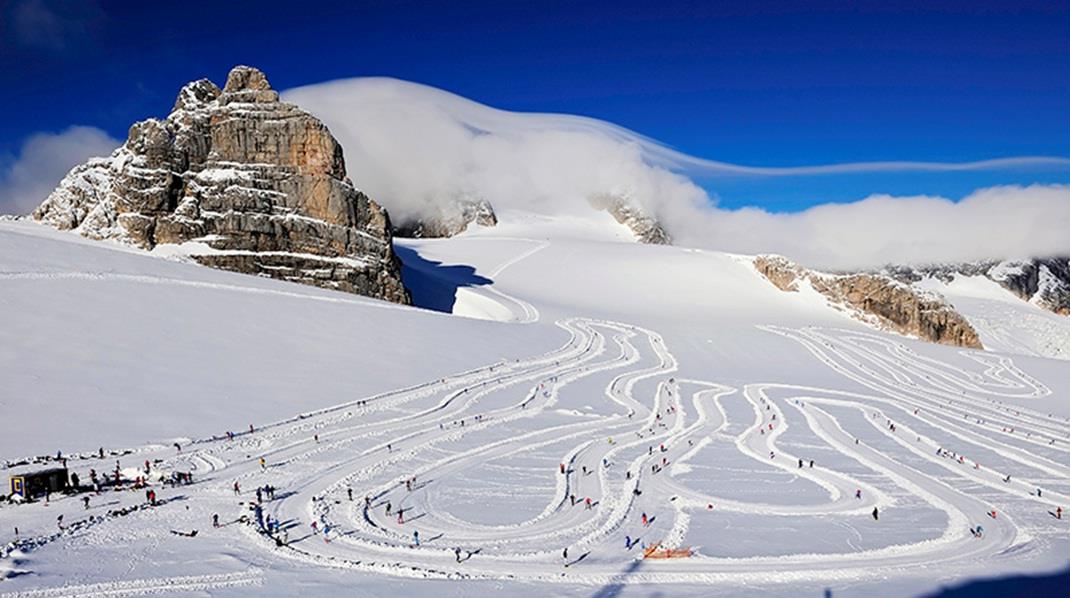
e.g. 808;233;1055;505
754;255;983;348
393;197;497;238
588;193;671;245
32;66;409;304
883;258;1070;317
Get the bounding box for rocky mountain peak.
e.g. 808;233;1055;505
221;65;279;103
33;65;409;304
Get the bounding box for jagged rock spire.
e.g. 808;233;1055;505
33;65;409;304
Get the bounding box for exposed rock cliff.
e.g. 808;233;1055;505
588;194;671;245
393;198;497;239
883;259;1070;316
755;255;983;349
33;66;409;303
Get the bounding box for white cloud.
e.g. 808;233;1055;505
278;78;1070;269
662;185;1070;270
0;126;120;216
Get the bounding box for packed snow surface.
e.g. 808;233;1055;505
2;215;1069;597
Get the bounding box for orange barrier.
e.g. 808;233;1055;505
642;542;693;559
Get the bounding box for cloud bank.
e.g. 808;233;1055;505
283;78;1070;269
0;126;121;217
663;185;1070;270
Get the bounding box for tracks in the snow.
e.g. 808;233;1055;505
5;321;1068;592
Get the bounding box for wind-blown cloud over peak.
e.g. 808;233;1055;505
284;77;1070;269
0;126;120;216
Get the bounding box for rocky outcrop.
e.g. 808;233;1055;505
883;258;1070;316
33;66;409;303
393;198;497;239
755;255;983;349
589;194;671;245
989;259;1070;315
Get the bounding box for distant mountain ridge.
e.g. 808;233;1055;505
879;258;1070;316
754;255;983;348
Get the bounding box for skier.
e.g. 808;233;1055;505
83;496;90;509
413;530;420;546
798;459;803;468
625;535;632;549
259;457;266;471
348;487;353;501
563;547;569;561
455;547;463;562
641;512;648;526
386;501;392;516
855;489;862;499
1056;507;1062;519
213;513;220;528
872;507;879;521
810;460;814;468
234;481;241;495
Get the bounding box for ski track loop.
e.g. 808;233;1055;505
4;320;1068;591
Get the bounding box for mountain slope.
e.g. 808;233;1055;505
2;215;1070;598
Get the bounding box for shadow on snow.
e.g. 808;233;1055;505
395;244;492;314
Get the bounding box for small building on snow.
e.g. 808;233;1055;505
9;468;68;499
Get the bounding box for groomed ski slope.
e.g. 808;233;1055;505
1;215;1069;598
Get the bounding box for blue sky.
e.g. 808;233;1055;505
2;0;1069;211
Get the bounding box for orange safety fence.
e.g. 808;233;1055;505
642;541;693;559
